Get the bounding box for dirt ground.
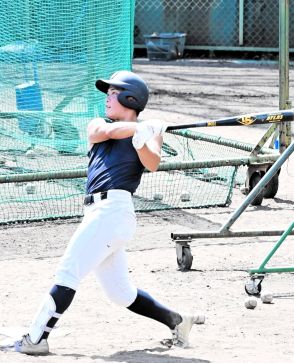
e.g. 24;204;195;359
1;58;294;363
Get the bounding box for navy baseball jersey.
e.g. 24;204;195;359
86;137;145;194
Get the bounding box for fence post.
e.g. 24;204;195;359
279;0;292;152
239;0;244;46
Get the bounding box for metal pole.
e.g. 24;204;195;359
86;1;97;118
130;0;135;64
279;0;292;152
239;0;244;46
257;222;294;270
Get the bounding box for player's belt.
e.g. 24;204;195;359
84;191;108;205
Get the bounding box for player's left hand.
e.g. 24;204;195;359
132;120;168;149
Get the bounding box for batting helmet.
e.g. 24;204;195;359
95;70;149;112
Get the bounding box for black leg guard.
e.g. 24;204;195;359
127;289;182;329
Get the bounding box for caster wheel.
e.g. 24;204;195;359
264;172;279;199
177;246;193;271
245;278;262;296
249;173;264;206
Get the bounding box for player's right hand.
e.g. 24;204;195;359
143;119;168;136
132;122;154;149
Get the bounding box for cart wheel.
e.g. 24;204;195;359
245;279;262;296
177;246;193;271
264;172;279;199
249;173;264;206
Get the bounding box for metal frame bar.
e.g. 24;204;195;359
134;44;294;53
170;129;278;155
0;153;279;184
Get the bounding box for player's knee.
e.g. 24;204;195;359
103;282;137;307
55;267;81;291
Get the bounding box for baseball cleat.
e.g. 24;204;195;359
14;334;49;355
171;313;205;348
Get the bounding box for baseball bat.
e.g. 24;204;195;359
166;109;294;131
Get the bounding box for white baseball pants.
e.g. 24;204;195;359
55;190;138;307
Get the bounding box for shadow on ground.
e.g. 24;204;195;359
61;347;210;363
93;348;210;363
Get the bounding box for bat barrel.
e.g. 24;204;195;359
166;109;294;131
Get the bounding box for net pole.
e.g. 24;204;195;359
279;0;292;151
86;0;96;118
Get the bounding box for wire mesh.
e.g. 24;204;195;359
135;0;294;50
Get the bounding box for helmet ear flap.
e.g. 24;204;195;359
117;90;143;112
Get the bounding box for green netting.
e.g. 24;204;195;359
0;0;133;223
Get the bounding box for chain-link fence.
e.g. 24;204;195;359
135;0;294;51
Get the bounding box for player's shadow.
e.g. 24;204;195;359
89;348;210;363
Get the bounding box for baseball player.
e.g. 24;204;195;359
9;70;205;355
